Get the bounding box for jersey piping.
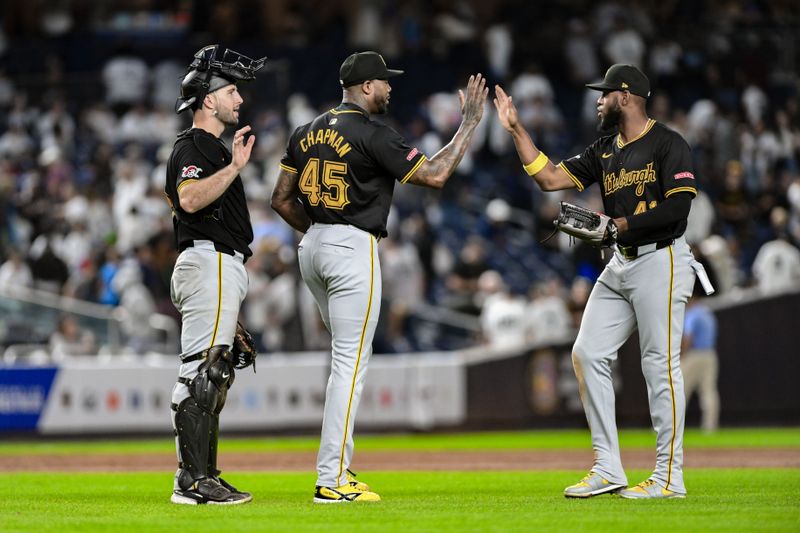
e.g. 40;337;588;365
557;162;585;191
401;155;427;183
665;186;697;197
616;119;656;148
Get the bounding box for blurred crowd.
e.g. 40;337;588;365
0;0;799;355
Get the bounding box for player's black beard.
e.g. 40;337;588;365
598;106;622;132
376;99;389;114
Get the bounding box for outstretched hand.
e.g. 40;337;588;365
458;73;489;126
231;125;256;171
493;85;518;132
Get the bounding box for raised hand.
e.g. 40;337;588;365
231;125;256;171
458;73;489;126
493;85;518;132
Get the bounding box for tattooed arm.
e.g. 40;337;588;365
406;73;488;189
270;168;311;233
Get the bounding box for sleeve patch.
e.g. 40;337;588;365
674;171;694;180
181;165;203;179
406;148;419;161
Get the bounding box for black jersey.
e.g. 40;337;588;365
559;120;697;247
165;128;254;258
279;102;426;238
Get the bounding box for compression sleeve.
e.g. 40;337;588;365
625;192;693;231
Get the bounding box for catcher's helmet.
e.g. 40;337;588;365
175;44;267;114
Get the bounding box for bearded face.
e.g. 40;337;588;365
371;79;391;114
596;91;623;132
599;102;623;132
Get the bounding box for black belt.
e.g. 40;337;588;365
179;240;243;259
616;238;674;260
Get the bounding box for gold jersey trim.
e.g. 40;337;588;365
330;108;365;116
665;186;697;197
401;155;427;183
557;162;585;191
177;178;198;192
279;163;297;173
616;119;656;149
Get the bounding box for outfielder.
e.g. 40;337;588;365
495;64;712;499
271;51;488;503
165;44;263;505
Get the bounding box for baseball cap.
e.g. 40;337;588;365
586;64;651;98
339;51;404;87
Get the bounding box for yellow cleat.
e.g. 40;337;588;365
346;468;371;492
564;472;626;498
313;484;381;504
619;479;686;499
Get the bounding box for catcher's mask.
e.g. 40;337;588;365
175;44;267;114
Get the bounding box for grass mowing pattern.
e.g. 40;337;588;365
3;470;799;532
1;427;798;455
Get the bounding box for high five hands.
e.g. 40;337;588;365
492;85;518;132
458;74;489;126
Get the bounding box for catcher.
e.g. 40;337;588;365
495;65;712;500
165;45;263;505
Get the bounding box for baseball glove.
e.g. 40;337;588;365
232;321;258;371
553;201;617;247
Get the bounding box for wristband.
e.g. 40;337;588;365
523;152;549;175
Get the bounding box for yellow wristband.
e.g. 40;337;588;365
523;152;549;175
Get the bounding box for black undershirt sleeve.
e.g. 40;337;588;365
625;192;692;231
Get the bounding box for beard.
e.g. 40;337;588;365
217;107;240;126
598;105;622;132
375;96;390;114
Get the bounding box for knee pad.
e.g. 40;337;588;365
192;345;236;414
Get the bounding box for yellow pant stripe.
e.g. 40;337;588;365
666;245;677;490
337;235;375;483
209;252;222;347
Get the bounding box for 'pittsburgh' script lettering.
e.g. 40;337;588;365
603;162;656;196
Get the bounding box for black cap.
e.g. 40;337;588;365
339;51;404;87
586;64;651;98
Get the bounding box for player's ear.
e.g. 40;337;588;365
361;80;373;97
203;93;215;112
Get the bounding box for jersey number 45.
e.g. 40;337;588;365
299;158;351;210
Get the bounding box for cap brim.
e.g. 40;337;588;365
385;69;404;78
585;82;615;92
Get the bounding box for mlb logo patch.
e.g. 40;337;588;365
330;118;338;125
674;172;694;180
181;165;203;179
406;148;419;161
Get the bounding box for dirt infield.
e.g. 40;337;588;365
2;448;797;472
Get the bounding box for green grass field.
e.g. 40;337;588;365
2;428;799;532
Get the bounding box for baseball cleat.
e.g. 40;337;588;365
618;479;686;499
313;484;381;504
214;476;253;502
170;477;252;505
346;468;371;492
564;472;626;498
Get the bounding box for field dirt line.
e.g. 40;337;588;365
1;448;798;472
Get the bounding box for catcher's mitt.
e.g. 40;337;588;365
232;321;258;371
553;201;617;247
